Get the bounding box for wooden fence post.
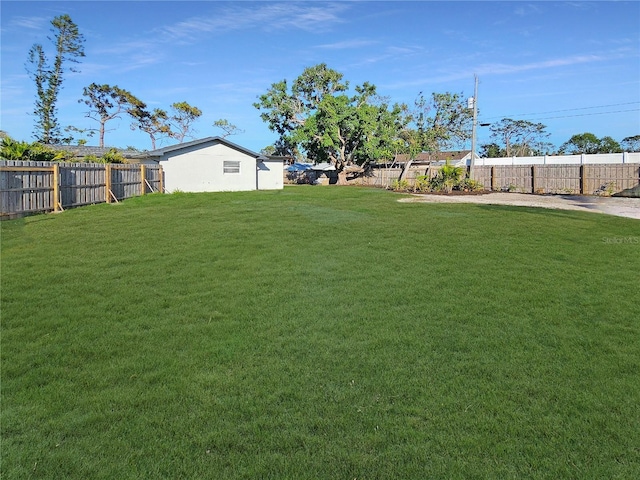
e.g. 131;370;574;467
159;166;164;193
491;166;496;191
105;164;112;203
53;163;61;212
580;165;585;195
531;165;536;194
140;164;146;195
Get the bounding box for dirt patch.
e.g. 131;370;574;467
398;192;640;220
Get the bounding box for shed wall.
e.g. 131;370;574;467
257;158;284;190
160;143;256;192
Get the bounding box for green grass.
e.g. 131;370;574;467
2;186;639;479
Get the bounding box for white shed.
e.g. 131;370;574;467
133;137;284;193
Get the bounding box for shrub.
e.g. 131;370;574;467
413;175;431;193
101;148;126;164
428;162;464;193
390;179;410;192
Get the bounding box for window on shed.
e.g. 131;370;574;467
223;160;241;174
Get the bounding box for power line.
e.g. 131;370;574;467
481;101;640;121
520;108;640;122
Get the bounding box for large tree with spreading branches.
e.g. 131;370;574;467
254;63;406;182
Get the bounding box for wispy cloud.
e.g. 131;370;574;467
477;54;604;76
348;44;424;68
383;53;608;90
156;2;351;41
10;16;48;30
514;3;543;17
316;39;378;50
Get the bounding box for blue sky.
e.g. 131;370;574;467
1;0;639;153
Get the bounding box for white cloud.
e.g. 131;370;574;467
316;39;378;50
10;16;48;30
156;2;351;41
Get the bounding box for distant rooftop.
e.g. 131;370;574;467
47;145;142;158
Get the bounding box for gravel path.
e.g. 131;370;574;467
398;193;640;220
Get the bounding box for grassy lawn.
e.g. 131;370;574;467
1;186;639;479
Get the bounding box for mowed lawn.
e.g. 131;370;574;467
1;186;639;479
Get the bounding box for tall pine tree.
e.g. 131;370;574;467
27;14;85;144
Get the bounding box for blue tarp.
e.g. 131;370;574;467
286;162;313;172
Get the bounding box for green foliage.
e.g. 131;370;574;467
414;164;483;193
0;136;63;161
621;135;640;152
488;118;551;157
457;177;483;192
389;178;410;191
255;64;406;171
101;148;126;164
169;101;203;143
428;162;465;193
413;174;431;192
559;132;622;154
26;15;85;144
408;91;473;152
213;119;244;138
79;83;146;148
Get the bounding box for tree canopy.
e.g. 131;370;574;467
486;118;551;157
559;132;622;154
254;64;406;180
79;83;145;148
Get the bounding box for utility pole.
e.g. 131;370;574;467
470;74;478;178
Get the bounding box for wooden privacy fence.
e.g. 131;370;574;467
0;161;163;219
470;164;640;195
355;164;640;195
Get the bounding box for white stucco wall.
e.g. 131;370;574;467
160;142;257;192
257;158;284;190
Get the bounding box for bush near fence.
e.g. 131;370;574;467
0;160;163;219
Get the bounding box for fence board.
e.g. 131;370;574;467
351;164;639;195
1;161;163;219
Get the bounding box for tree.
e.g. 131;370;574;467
26;15;85;144
79;83;145;147
410;92;473;152
254;63;349;157
559;132;621;154
478;142;504;158
621;135;640;152
597;136;622;153
169;102;202;143
131;107;171;149
254;64;405;181
213;119;244;138
299;83;405;177
488;118;550;157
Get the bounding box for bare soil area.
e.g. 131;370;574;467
398;192;640;220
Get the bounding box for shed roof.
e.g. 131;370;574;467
132;136;263;160
47;145;140;158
